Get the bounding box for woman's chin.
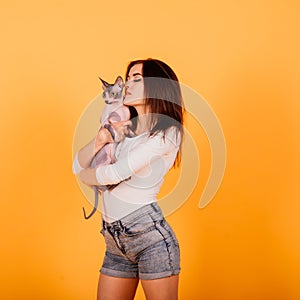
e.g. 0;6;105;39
124;96;145;106
124;97;137;106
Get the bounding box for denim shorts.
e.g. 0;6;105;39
99;202;180;280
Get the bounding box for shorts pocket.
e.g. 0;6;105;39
123;222;156;237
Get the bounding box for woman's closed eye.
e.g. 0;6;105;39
126;77;142;83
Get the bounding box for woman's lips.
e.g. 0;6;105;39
125;91;132;96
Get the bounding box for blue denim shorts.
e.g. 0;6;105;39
99;202;180;280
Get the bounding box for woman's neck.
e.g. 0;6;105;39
133;105;151;135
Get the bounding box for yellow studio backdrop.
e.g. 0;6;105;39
1;1;299;299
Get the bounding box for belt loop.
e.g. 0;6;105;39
119;220;125;231
151;202;158;212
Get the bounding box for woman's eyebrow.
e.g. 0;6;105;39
127;72;142;79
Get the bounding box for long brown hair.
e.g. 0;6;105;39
125;58;185;168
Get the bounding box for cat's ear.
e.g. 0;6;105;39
98;77;109;90
114;76;124;88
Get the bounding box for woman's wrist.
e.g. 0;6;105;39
94;127;114;155
93;135;106;156
76;137;99;169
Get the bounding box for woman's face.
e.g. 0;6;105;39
123;63;145;107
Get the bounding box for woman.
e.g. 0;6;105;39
72;58;185;300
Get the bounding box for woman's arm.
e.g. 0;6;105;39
75;120;133;186
79;126;181;187
72;127;113;174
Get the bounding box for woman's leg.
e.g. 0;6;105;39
97;273;139;300
141;274;179;300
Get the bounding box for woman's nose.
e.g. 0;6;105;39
125;79;132;89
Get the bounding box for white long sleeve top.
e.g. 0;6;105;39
72;126;181;222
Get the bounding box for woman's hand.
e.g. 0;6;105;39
108;119;133;142
94;127;114;155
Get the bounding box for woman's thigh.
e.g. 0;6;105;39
97;273;139;300
141;274;179;300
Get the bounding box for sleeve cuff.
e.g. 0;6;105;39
72;152;85;174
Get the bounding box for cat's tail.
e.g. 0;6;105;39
82;186;99;219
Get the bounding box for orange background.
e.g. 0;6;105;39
1;1;300;299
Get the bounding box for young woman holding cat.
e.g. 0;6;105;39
73;58;184;300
